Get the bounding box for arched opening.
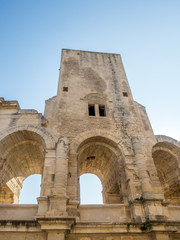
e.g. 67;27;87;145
77;136;126;204
0;130;45;204
152;142;180;205
19;174;41;204
80;173;103;204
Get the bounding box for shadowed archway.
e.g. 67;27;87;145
0;130;46;203
152;141;180;205
77;136;126;204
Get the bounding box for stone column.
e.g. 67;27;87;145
131;137;169;222
53;137;69;196
40;150;56;197
66;153;80;218
122;155;142;203
37;149;56;217
131;136;153;199
129;137;153;223
47;137;69;217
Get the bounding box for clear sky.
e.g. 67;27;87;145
1;0;180;204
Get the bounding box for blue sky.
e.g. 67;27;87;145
1;0;180;203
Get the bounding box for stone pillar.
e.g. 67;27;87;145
128;137;153;223
123;156;142;202
131;137;153;199
131;137;169;222
40;150;56;197
37;149;56;217
47;137;69;217
53;137;69;196
66;153;79;218
67;153;79;202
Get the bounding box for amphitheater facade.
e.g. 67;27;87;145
0;49;180;240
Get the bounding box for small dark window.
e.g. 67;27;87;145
87;156;96;160
88;104;95;116
52;174;55;181
99;105;106;117
123;92;128;97
63;87;68;92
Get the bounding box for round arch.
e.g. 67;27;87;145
155;135;180;148
70;129;129;155
0;124;55;149
72;131;127;204
0;125;55;204
152;138;180;205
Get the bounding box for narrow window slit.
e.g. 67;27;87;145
99;105;106;117
87;156;96;161
52;174;55;181
88;104;95;116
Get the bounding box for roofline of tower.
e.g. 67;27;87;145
61;48;121;56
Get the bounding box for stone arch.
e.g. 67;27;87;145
156;135;180;148
0;125;55;204
0;124;55;149
71;129;129;154
152;136;180;205
71;130;127;204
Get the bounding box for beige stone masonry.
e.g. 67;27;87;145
0;49;179;240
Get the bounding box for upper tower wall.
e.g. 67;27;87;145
57;49;133;100
44;49;154;140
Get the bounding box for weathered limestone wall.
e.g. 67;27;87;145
0;49;180;240
0;98;42;130
0;204;38;220
44;49;154;141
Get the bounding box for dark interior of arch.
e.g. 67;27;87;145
77;136;126;204
153;142;180;205
0;130;45;204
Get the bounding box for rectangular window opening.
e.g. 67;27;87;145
88;104;95;116
99;105;106;117
63;87;68;92
52;174;55;181
123;92;128;97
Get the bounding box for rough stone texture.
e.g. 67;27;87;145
0;49;180;240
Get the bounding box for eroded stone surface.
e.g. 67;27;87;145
0;49;179;240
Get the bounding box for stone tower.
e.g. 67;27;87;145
0;49;180;240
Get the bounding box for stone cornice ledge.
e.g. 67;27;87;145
71;221;180;234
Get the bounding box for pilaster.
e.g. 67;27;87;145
47;137;69;217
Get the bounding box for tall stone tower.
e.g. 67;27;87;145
0;49;180;240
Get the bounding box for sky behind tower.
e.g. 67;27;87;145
0;0;180;203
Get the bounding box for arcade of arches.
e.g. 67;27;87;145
1;132;179;207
